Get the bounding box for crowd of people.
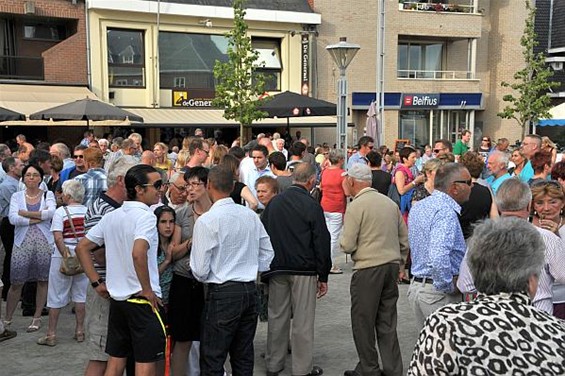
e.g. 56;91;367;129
0;127;564;375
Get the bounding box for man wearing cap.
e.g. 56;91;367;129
340;164;408;376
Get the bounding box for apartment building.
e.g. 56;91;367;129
313;0;530;149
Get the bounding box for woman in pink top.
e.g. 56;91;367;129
320;150;347;274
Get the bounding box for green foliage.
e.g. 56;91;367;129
497;0;560;138
213;0;267;139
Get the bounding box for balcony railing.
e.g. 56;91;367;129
397;70;475;80
0;55;44;80
399;2;476;14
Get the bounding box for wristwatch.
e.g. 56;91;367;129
91;278;104;288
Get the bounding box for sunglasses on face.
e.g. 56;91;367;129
141;180;163;190
453;179;473;186
73;155;84;159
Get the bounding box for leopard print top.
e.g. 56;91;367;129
408;292;565;375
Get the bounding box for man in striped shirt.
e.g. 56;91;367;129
80;155;136;376
458;178;565;313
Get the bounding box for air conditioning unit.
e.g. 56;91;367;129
24;1;35;15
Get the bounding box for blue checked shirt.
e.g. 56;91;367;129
408;190;466;293
75;168;108;208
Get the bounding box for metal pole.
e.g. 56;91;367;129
338;67;348;166
376;0;386;146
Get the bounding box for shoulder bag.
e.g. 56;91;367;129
59;206;85;276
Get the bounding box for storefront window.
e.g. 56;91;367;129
158;32;228;90
401;110;471;147
107;29;145;87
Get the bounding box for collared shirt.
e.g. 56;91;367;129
0;175;19;217
0;165;6;184
408;190;466;293
242;165;275;209
104;150;123;171
62;158;75;171
75;168;108;208
458;225;565;313
519;160;534;183
486;172;511;195
190;197;274;284
346;152;368;170
86;200;160;301
408;292;565;376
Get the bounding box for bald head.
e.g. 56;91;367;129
141;150;155;166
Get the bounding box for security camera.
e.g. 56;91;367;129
550;61;563;71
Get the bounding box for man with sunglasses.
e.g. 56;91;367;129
347;136;374;170
77;164;165;376
432;139;453;158
57;145;88;190
407;163;472;329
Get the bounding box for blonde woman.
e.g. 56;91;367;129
541;136;558;166
153;142;173;174
174;150;190;172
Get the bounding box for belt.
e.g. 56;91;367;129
412;276;434;284
208;280;255;289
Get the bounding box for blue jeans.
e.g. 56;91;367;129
200;281;258;376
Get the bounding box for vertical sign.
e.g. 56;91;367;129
301;33;310;96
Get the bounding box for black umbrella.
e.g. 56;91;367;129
0;106;25;122
258;91;337;118
29;97;144;124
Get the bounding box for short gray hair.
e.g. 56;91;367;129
52;143;71;159
433;163;467;192
168;172;183;184
293;162;316;184
107;155;137;187
328;149;344;165
468;217;544;294
98;138;109;147
62;179;85;203
490;150;509;168
495;178;531;212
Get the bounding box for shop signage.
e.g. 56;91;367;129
401;93;439;108
172;89;215;108
301;34;310;96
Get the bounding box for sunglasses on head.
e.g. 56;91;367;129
531;180;562;190
141;180;163;190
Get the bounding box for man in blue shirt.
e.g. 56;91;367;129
519;134;541;183
485;150;511;195
407;163;472;329
347;136;374;170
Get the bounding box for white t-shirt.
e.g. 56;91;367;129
86;201;161;301
50;204;87;258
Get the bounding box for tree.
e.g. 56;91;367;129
497;0;560;139
213;0;267;145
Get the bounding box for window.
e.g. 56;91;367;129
174;77;186;88
252;38;282;91
24;24;66;41
107;29;145;88
158;32;228;90
397;41;443;78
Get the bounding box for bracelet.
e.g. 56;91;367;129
91;278;104;289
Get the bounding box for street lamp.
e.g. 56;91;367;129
326;37;360;166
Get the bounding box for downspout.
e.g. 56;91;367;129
153;0;161;108
85;0;92;93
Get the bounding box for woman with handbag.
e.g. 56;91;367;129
37;180;88;346
4;165;55;333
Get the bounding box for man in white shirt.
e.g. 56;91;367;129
190;165;274;375
241;145;275;209
76;164;164;376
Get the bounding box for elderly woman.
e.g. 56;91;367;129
168;167;211;376
4;165;55;333
411;158;443;203
37;180;88;346
530;179;565;318
320;149;347;274
409;217;565;375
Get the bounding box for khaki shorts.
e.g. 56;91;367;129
85;286;110;362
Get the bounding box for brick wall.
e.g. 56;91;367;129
0;0;87;85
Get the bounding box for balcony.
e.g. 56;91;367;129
399;1;477;14
0;55;44;81
397;69;475;80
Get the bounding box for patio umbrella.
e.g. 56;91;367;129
29;97;144;125
366;100;378;142
0;106;25;122
258;91;337;136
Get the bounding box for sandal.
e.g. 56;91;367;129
2;319;12;328
26;317;42;333
37;334;56;347
74;331;85;343
329;267;343;274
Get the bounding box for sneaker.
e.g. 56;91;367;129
0;329;17;342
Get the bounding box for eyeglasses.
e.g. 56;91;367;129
482;139;489;142
141;180;163;190
24;173;41;178
433;149;442;153
187;181;205;188
453;179;473;186
171;182;188;192
73;155;84;159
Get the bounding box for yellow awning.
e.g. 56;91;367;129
127;108;341;128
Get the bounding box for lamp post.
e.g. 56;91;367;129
326;37;360;166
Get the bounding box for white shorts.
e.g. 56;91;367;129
47;257;89;308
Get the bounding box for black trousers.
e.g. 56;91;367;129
0;217;14;300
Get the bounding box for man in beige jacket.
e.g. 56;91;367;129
340;163;409;376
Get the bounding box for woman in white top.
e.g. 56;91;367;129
4;164;55;333
37;180;88;346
